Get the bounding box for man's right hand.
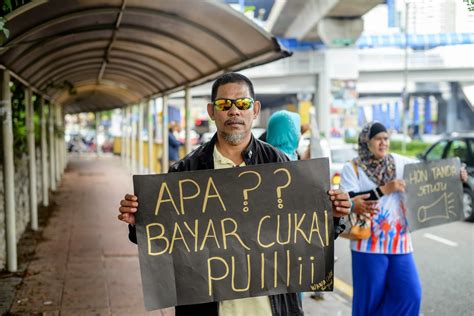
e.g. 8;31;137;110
118;194;138;225
352;193;379;216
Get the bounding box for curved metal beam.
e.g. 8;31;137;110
46;70;155;97
103;66;163;92
65;93;127;109
52;86;145;104
42;65;162;91
34;57;168;91
19;39;185;85
40;65;160;93
69;70;156;91
25;49;175;89
113;42;195;80
100;60;168;90
111;48;182;84
30;57;103;83
54;81;142;104
57;86;139;104
17;40;106;74
66;93;126;106
33;57;168;91
72;81;142;97
65;101;121;114
7;29;112;66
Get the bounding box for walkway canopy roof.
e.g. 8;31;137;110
0;0;291;113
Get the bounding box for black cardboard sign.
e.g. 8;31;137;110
403;157;463;231
133;158;334;310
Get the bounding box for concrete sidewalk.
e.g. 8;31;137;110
4;155;351;315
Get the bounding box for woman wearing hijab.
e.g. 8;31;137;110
266;110;301;161
340;121;422;316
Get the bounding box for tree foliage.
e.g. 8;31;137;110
1;0;31;16
1;1;32;44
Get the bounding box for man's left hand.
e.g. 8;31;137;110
328;189;351;217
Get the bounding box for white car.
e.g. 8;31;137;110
299;136;357;188
329;145;358;188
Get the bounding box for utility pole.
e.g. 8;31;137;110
402;0;410;154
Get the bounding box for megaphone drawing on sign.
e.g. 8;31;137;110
417;192;457;223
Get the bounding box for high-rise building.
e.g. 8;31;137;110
407;0;456;34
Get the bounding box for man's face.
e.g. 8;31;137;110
207;82;260;145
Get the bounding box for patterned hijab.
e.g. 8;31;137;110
355;121;396;186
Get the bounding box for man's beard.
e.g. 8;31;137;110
220;131;246;145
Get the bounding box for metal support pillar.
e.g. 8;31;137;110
161;96;169;173
96;112;101;156
40;97;49;206
49;103;56;191
55;104;61;183
184;87;192;154
120;108;127;164
1;69;17;272
126;106;132;171
60;106;66;174
26;88;38;231
138;102;144;173
147;99;154;174
131;105;137;174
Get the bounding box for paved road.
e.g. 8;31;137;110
333;221;474;315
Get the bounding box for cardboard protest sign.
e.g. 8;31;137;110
133;158;333;310
403;157;463;231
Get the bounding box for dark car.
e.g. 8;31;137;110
418;132;474;222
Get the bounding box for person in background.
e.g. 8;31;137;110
265;110;301;161
300;124;312;160
168;121;183;167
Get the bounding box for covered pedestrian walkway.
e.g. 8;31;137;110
6;154;174;315
1;0;290;274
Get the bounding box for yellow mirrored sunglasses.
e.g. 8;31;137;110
212;97;254;111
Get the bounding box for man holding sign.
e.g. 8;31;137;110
118;73;351;315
